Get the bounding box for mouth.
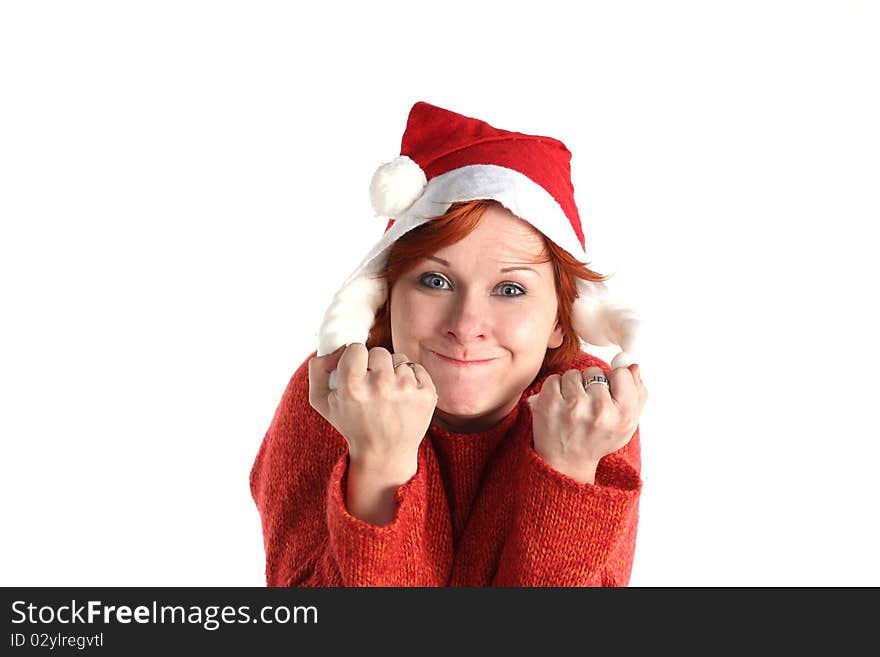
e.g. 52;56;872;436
431;351;498;367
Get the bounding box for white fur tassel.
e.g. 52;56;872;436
316;274;387;358
369;155;427;217
571;279;641;369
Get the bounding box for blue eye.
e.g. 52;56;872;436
418;273;525;297
420;273;451;290
496;283;526;297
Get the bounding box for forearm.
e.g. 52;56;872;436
536;452;599;484
345;454;418;525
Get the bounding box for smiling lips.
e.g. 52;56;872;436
432;351;497;366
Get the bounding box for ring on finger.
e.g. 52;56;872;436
583;374;609;390
393;360;417;371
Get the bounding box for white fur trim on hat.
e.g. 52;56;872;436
318;163;641;366
369;155;427;217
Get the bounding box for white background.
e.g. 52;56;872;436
2;1;878;586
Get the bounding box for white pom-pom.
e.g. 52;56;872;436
571;279;642;365
369;155;427;217
611;351;635;369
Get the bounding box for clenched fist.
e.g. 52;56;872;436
308;343;438;483
528;363;648;484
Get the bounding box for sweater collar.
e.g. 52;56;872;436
426;358;575;441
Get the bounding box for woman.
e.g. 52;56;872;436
250;102;647;586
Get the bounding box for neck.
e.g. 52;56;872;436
431;397;520;434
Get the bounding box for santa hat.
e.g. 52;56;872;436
316;102;640;369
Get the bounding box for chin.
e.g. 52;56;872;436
436;398;487;417
435;390;494;418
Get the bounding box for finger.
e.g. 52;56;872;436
367;347;395;383
560;369;587;401
316;345;346;372
309;345;345;387
392;352;419;384
627;363;641;387
607;366;638;415
318;346;348;392
633;365;649;410
408;363;438;398
308;355;332;416
337;342;369;388
538;373;562;402
626;364;648;407
324;344;351;392
582;366;612;402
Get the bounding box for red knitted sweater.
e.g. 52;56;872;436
249;350;642;587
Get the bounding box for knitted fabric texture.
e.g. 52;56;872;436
249;350;642;587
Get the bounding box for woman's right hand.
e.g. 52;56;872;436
308;343;438;483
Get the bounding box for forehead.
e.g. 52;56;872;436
437;204;547;262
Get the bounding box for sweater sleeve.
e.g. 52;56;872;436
249;354;453;587
492;427;642;587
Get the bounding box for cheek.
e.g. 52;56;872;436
501;313;548;349
498;302;555;341
389;287;434;339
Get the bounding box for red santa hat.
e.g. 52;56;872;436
317;101;640;369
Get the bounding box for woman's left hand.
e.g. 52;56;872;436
528;364;648;484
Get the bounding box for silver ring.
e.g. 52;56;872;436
393;360;417;371
584;375;609;390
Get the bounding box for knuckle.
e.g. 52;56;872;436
619;411;636;429
538;385;556;401
563;394;582;411
593;403;615;425
369;376;393;395
563;371;583;387
569;401;590;421
543;374;562;390
341;380;368;402
609;368;627;381
395;377;417;392
530;388;547;403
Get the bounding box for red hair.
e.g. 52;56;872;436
366;200;609;378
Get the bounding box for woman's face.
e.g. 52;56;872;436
389;204;563;433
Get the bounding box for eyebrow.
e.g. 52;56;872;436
426;255;541;276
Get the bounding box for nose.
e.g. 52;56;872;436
442;290;488;344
